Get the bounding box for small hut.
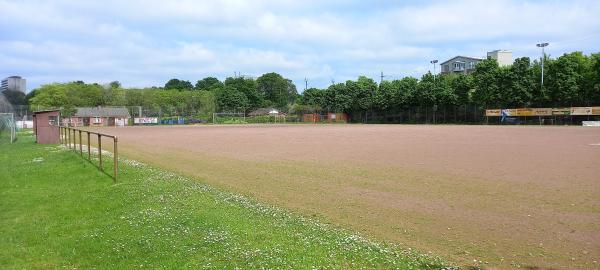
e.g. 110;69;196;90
33;109;61;144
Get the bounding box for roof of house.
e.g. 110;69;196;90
440;56;484;65
74;107;130;118
33;109;61;115
248;107;282;116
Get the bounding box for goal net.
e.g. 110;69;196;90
0;113;16;143
212;113;246;124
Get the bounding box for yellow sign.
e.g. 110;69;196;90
516;108;534;116
532;108;553;116
485;109;501;116
593;107;600;115
552;108;570;115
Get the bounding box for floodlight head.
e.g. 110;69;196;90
430;60;438;64
536;43;549;47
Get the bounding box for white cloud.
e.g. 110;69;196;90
1;0;599;90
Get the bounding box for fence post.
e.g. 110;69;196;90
98;134;102;170
113;137;118;183
87;132;91;160
73;128;76;149
79;130;83;156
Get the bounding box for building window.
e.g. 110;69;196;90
49;116;58;126
93;117;101;124
454;62;465;71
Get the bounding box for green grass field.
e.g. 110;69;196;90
0;133;453;269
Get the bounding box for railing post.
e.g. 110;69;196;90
87;132;91;160
113;137;118;183
79;130;83;156
73;128;76;149
98;134;102;170
66;128;70;148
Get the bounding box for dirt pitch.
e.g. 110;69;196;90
96;124;600;269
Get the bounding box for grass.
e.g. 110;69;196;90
0;132;453;269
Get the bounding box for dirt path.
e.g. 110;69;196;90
96;124;600;269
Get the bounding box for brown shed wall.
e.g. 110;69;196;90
33;111;60;144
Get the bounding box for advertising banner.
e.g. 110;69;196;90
501;109;516;116
516;108;534;116
552;108;570;115
531;108;553;116
134;117;158;124
570;107;592;116
485;109;501;116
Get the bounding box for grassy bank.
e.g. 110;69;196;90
0;133;452;269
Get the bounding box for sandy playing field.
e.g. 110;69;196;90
95;124;600;269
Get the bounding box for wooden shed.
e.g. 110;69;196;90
33;109;61;144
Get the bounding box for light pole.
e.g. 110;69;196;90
430;60;438;82
536;42;549;88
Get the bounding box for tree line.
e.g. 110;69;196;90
21;51;600;119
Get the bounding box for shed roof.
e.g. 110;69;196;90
74;107;130;117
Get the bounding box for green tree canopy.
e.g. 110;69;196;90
164;79;193;91
195;77;223;91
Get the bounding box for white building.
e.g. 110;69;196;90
1;76;27;92
487;50;513;67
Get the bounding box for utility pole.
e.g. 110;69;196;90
430;60;438;82
536;42;549;89
304;77;308;91
380;71;385;84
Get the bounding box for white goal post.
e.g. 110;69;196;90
212;113;246;124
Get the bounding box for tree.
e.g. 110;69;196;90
285;79;299;105
503;57;535;107
195;77;223;91
301;88;326;109
472;59;500;107
546;52;587;106
588;53;600;105
109;81;121;89
256;72;291;108
324;83;352;112
450;74;474;105
224;77;262;110
374;81;396;111
416;72;437;106
215;86;249;112
354;76;377;112
164;78;193;91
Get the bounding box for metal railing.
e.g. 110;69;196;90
60;126;118;182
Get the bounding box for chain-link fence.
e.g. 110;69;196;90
0;113;17;143
349;105;600;125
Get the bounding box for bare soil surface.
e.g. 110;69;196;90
96;124;600;269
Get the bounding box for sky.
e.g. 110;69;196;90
1;0;599;92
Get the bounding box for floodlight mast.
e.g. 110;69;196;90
536;42;549;88
430;60;438;82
